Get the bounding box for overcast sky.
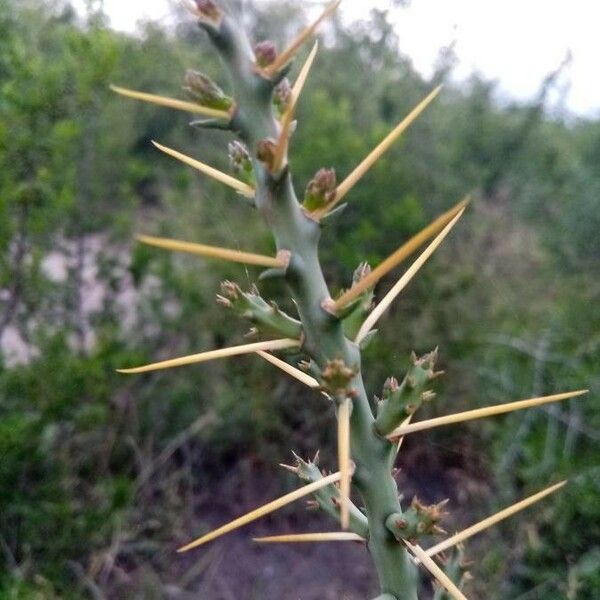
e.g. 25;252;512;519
73;0;600;116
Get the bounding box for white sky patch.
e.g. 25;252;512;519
72;0;600;116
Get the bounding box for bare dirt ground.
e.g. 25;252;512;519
111;437;491;600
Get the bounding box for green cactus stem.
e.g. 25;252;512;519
216;280;302;339
287;453;369;538
196;9;419;597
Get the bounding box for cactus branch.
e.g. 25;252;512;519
110;84;232;119
286;453;369;536
424;481;567;558
137;234;285;267
375;350;441;437
152;141;255;197
177;471;342;552
117;338;300;374
217;281;302;338
354;207;466;343
388;390;588;440
253;532;365;543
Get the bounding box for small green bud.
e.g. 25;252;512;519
386;497;448;542
340;261;374;340
303;168;337;211
320;358;359;400
228;141;255;186
273;78;292;116
254;40;278;68
183;70;233;111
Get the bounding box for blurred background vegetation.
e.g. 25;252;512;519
0;0;598;598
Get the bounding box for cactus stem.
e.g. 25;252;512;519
262;0;340;77
334;197;468;312
388;390;588;439
338;397;352;529
151;141;255;197
273;42;319;172
425;480;567;558
316;85;443;217
256;350;320;389
405;541;469;600
177;471;342;552
109;85;231;119
354;207;466;342
137;234;285;267
253;532;365;543
117;338;300;374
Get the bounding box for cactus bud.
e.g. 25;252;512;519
194;0;221;22
216;280;301;339
228;140;255;186
254;41;278;68
256;138;277;171
219;280;241;301
184;70;233;111
320;358;359;400
273;78;292;115
303;168;337;211
386;497;449;542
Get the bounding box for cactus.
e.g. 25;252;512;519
112;2;588;598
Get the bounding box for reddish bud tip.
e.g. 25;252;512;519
195;0;221;21
254;41;278;68
303;168;337;211
256;138;278;171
